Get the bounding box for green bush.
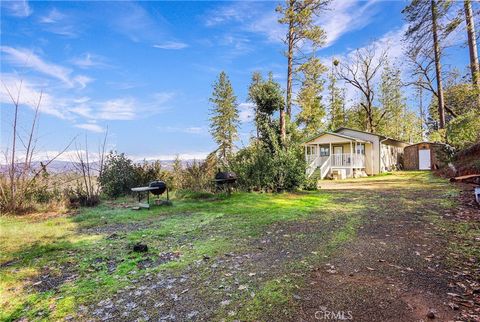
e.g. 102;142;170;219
446;110;480;149
98;151;138;198
231;125;306;192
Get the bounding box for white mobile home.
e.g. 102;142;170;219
303;127;409;179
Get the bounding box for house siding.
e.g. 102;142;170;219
336;128;381;174
381;144;404;171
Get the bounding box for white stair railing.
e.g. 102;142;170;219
319;156;331;179
331;153;366;168
306;155;320;178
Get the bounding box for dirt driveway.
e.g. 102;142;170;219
297;174;479;322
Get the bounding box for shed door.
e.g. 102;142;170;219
419;149;431;170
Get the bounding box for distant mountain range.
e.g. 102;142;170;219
0;159;202;174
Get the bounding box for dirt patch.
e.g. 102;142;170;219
79;221;155;235
136;252;181;270
294;180;467;322
298;271;454;322
30;264;77;293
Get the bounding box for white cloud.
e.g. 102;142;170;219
321;0;380;47
129;152;210;161
74;123;106;133
204;0;381;47
97;98;136;120
2;0;32;17
153;41;188;50
184;127;204;134
71;53;110;69
1;73;173;123
248;11;285;43
158;126;207;134
39;8;65;24
0;74;68;119
69;92;175;121
38;8;78;37
238;102;255;123
204;4;246;27
204;2;285;43
0;46;92;88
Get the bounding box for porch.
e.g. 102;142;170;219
303;133;371;179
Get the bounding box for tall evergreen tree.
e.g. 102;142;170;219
378;60;422;142
327;60;345;130
403;0;452;129
276;0;329;117
464;0;480;105
378;60;405;139
248;73;285;142
295;56;327;136
209;72;239;164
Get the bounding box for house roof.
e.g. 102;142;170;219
334;127;409;145
302;131;370;145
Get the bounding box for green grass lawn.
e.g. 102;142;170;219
0;172;464;321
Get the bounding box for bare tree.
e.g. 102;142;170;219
336;45;388;132
406;49;458;118
71;130;108;206
1;79;73;213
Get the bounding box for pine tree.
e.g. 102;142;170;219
209;72;239;164
327;60;345;130
464;0;480;105
248;73;285;142
276;0;329;117
378;60;422;142
403;0;452;129
295;56;327;136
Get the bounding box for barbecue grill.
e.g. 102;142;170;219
131;180;169;209
214;172;237;184
213;171;237;194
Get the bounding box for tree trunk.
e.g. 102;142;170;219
431;0;446;129
286;3;294;118
280;108;286;142
464;0;480;105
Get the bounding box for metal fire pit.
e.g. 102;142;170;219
131;180;169;209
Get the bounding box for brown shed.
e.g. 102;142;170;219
404;142;448;170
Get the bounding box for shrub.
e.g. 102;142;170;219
98;151;137;198
446;110;480;150
181;153;218;192
134;160;173;187
64;180;101;208
231;130;306;192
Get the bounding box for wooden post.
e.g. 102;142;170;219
329;142;332;165
350;141;353;176
304;145;307;162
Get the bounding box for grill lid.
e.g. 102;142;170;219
149;181;167;195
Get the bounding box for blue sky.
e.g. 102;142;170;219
0;0;472;161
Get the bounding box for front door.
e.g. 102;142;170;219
419;149;431;170
333;146;343;166
333;146;343;155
